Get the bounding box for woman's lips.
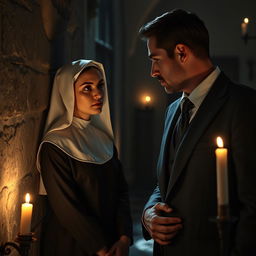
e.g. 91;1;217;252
91;102;103;108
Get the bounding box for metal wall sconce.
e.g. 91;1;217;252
241;18;256;44
0;193;35;256
242;34;256;44
241;18;256;80
0;233;36;256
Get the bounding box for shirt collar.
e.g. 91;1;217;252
181;66;221;108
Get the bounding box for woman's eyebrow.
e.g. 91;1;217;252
79;79;104;86
78;81;93;87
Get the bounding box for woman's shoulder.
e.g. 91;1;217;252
39;142;74;173
40;142;69;159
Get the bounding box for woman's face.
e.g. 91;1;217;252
73;67;104;120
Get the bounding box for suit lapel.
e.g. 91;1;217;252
165;73;230;200
158;98;181;199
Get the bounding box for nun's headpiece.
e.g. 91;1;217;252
37;60;114;194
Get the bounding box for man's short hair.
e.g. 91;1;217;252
139;9;210;59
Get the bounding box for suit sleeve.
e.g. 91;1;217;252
40;142;107;255
141;185;162;240
140;103;177;240
230;90;256;256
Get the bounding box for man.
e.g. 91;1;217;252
139;9;256;256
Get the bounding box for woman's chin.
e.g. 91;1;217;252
92;108;102;115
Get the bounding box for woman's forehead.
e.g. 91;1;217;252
79;67;102;78
75;67;103;86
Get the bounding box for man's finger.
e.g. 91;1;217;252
154;237;173;245
152;230;179;241
106;245;116;255
152;223;183;234
154;202;172;213
150;215;182;225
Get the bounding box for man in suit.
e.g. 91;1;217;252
139;9;256;256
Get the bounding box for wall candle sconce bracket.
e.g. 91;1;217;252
241;18;256;44
0;233;36;256
242;34;256;44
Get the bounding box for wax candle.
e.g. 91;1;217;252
215;137;229;217
241;18;249;36
20;193;33;234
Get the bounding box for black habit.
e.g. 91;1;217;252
40;142;133;256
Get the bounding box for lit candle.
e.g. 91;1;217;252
144;96;151;105
215;137;229;218
20;193;33;234
241;17;249;36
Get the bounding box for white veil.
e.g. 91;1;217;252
37;60;114;194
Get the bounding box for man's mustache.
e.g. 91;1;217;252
156;75;164;82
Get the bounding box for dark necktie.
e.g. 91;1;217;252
173;97;194;149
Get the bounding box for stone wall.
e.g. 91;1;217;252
0;0;85;254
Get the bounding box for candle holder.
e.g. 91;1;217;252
242;34;256;44
0;233;36;256
210;206;238;256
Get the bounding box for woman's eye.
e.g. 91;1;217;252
98;83;104;90
82;86;91;92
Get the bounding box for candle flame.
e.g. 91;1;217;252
216;137;224;148
25;193;30;203
145;96;151;103
244;18;249;24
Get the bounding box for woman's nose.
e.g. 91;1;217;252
93;89;103;99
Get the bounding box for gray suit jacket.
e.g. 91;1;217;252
143;73;256;256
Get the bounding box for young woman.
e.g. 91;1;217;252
37;60;133;256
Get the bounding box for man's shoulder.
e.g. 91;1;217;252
214;72;256;104
228;81;256;103
219;72;256;95
232;82;256;94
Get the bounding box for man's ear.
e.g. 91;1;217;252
175;44;187;62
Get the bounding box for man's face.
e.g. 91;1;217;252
147;36;186;94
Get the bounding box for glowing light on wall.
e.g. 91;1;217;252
140;94;153;109
241;17;256;43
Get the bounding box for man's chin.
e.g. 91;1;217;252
160;81;171;92
164;88;171;94
159;81;178;94
164;86;175;94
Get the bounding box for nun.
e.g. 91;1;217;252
37;60;133;256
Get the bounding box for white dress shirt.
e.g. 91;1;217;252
180;66;221;122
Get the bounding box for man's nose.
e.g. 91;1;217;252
151;63;159;78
